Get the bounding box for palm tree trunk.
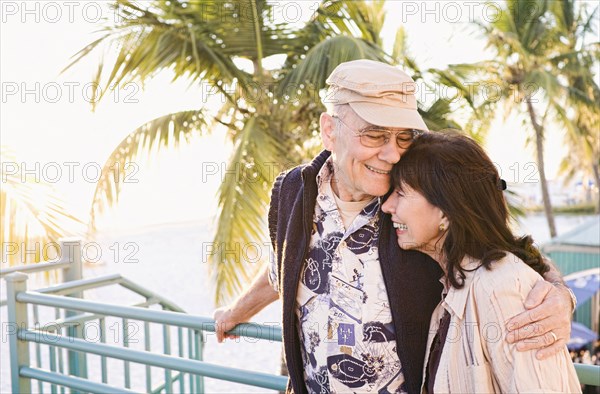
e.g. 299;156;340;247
526;101;557;238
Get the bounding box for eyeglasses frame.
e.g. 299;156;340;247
332;115;425;149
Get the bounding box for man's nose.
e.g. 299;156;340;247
379;139;403;164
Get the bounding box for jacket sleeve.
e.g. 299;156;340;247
267;170;289;294
473;256;582;393
268;171;286;247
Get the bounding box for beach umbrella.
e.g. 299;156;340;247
564;268;600;306
568;322;599;350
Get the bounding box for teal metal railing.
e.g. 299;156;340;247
3;239;598;392
0;238;83;307
5;270;286;393
575;363;600;386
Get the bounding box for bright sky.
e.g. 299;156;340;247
0;1;586;233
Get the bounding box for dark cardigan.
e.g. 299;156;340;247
268;150;443;394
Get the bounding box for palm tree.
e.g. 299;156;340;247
1;146;84;269
65;0;462;304
552;1;600;211
439;0;599;237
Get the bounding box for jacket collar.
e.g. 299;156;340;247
301;150;331;182
443;256;482;320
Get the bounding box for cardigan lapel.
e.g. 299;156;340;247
378;211;443;394
279;150;330;394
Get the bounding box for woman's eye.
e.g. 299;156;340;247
395;190;404;197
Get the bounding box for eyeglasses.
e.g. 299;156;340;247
333;116;424;149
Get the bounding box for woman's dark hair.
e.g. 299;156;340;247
391;130;549;288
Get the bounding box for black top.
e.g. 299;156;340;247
425;308;452;393
268;150;443;394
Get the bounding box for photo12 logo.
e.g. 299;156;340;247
1;81;139;105
0;1;137;24
199;161;294;184
194;1;326;24
1;1;103;23
1;241;140;265
1;161;140;184
398;1;543;24
2;320;141;344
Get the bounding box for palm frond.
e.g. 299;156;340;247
63;0;258;109
277;35;389;97
1;146;85;266
342;0;386;47
89;109;208;231
69;0;517;304
427;68;478;111
280;0;390;73
391;27;407;65
210;115;287;305
525;69;562;100
419;99;462;131
310;1;367;38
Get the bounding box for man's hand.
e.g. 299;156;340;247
211;265;280;343
213;307;242;343
505;280;572;360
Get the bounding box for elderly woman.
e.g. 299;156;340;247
382;131;581;393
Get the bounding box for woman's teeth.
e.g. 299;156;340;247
393;222;408;230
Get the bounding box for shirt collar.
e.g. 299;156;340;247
315;157;335;190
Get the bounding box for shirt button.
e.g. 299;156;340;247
331;364;338;371
340;241;346;249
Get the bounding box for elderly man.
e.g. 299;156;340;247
213;60;574;394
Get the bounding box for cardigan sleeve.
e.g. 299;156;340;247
267;170;286;294
268;170;286;247
267;250;279;293
472;254;582;393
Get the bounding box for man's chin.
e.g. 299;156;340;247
369;186;391;198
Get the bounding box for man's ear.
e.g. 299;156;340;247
320;113;336;151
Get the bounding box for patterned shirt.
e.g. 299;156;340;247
269;159;407;394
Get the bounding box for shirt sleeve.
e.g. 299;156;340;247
473;257;582;393
267;249;279;293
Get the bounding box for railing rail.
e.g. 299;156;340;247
19;329;287;390
575;363;600;386
1;238;83;307
4;242;597;392
17;290;281;341
5;270;286;393
0;260;71;277
11;278;599;389
0;237;81;278
19;367;138;394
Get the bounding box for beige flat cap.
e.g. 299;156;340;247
325;59;428;131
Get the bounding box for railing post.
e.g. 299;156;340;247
6;272;32;394
60;238;82;287
60;238;88;380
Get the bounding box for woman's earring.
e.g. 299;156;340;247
439;223;446;232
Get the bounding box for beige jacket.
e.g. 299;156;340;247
422;253;581;393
